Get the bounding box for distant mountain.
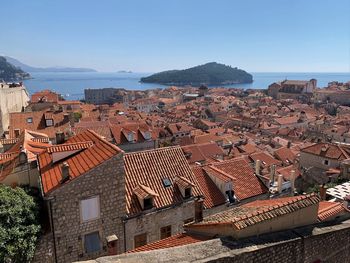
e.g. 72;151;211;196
4;56;97;73
117;70;133;73
140;62;253;86
0;56;31;81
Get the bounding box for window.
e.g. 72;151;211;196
324;160;329;166
27;117;33;123
134;233;147;248
162;178;171;188
143;197;153;210
127;132;134;142
14;129;20;138
184;187;192;199
80;196;100;222
84;231;101;254
160;225;172;239
46;119;54;127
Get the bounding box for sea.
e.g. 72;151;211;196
23;72;350;101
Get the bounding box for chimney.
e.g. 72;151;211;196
255;159;261;175
319;184;327;200
277;174;283;193
61;162;70;183
55;131;65;144
290;170;296;195
287;141;291;148
270;164;276;185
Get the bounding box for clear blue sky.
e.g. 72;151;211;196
1;0;349;72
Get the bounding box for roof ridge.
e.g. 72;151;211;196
207;165;235;180
318;201;342;213
125;145;181;156
85;129;123;153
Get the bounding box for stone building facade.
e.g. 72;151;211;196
0;82;29;135
81;219;350;263
35;154;125;263
123;199;197;251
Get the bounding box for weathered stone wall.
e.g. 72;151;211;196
0;84;29;134
124;199;196;251
80;219;350;263
33;153;125;263
300;151;340;171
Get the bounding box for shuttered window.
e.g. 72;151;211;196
134;233;147;248
81;196;100;222
84;231;101;254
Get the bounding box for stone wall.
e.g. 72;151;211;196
33;153;125;263
80;219;350;263
124;199;196;251
300;152;340;171
0;84;29;134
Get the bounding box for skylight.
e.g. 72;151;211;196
162;178;172;188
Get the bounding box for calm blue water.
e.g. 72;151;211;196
23;72;350;100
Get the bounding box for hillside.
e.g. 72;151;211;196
140;62;253;86
0;56;31;81
4;56;97;73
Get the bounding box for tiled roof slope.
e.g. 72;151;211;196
124;146;203;215
182;142;224;164
205;158;268;200
189;194;320;230
301;143;350;160
318;201;346;222
38;129;122;194
191;166;226;209
127;233;211;253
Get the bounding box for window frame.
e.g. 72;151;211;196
27;117;33;123
80;195;100;223
46;118;54;127
160;225;172;240
143;197;153;210
83;231;102;254
134;233;147;248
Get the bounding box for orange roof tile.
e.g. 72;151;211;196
124;146;203;215
318;201;346;222
127;233;211;253
38;129;122;194
206;158;268;201
301;143;350;160
192;166;226;209
188;194;320;230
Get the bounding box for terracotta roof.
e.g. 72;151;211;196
38;129;122;194
127;233;211;253
276;165;301;180
0;138;20;145
182;142;224;164
167;123;194;135
0;152;19;164
204;158;268;200
134;184;159;199
8;110;71;138
192;166;227;209
188;194;320;230
274;116;299;126
301;143;350;161
124;146;203;215
318;201;346;222
274;147;297;164
250;152;282;167
73;126;113;142
47;141;93;153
